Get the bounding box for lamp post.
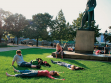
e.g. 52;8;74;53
104;30;108;47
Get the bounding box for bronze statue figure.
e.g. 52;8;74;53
80;0;96;30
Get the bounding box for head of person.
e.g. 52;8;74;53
106;44;109;47
56;43;60;47
71;65;75;70
49;71;59;76
64;43;67;45
16;50;21;56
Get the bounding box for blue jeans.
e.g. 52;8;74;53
15;70;38;77
19;62;31;68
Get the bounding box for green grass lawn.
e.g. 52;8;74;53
0;48;111;83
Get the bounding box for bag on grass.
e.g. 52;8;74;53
30;60;38;65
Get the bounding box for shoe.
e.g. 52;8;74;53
36;65;41;69
51;59;54;63
48;64;51;67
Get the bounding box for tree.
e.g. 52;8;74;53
72;13;101;42
65;22;76;41
24;13;53;46
0;8;12;43
50;9;67;42
5;13;28;45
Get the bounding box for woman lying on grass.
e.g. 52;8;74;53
6;68;65;80
51;60;84;70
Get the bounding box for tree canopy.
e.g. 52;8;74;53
5;13;28;44
23;13;53;46
0;8;12;43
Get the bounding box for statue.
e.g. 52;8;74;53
80;0;96;30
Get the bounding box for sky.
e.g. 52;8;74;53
0;0;111;33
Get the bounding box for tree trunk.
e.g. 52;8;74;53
36;38;38;47
0;35;1;43
17;37;18;45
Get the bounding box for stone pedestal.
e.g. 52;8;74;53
75;30;95;54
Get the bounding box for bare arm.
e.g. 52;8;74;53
56;47;58;51
54;78;65;80
47;74;65;80
68;68;74;70
12;61;15;66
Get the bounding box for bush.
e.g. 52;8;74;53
0;43;7;47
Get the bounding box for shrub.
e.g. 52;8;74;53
0;43;7;47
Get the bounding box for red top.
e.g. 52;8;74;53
95;50;101;54
37;70;54;79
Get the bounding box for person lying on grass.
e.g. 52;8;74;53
12;50;41;69
6;68;65;80
51;60;84;70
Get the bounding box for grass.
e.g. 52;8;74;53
0;48;111;83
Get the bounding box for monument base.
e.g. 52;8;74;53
75;50;93;54
75;30;95;54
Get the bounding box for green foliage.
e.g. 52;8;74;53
23;13;53;46
0;48;111;83
0;43;7;47
50;10;74;41
50;10;76;41
31;13;53;39
72;13;83;29
5;13;28;44
0;8;12;43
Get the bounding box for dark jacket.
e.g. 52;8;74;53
85;0;96;21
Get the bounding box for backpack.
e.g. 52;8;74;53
31;60;38;65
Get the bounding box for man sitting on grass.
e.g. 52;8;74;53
12;50;41;69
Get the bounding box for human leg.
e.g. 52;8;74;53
51;60;58;64
7;69;38;77
13;68;19;72
61;51;64;59
20;62;32;68
6;72;15;77
20;62;41;69
75;67;84;70
56;54;57;58
51;60;62;64
56;62;65;66
31;65;41;69
15;71;38;77
55;51;60;58
13;68;32;73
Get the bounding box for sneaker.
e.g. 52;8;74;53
36;65;41;69
50;59;54;63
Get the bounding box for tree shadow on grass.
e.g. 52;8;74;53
13;65;43;71
0;48;56;58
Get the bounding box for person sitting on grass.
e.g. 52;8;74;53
51;60;84;70
6;68;65;80
12;50;41;69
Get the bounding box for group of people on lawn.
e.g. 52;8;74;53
6;43;84;80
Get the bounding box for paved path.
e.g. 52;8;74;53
0;44;55;52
